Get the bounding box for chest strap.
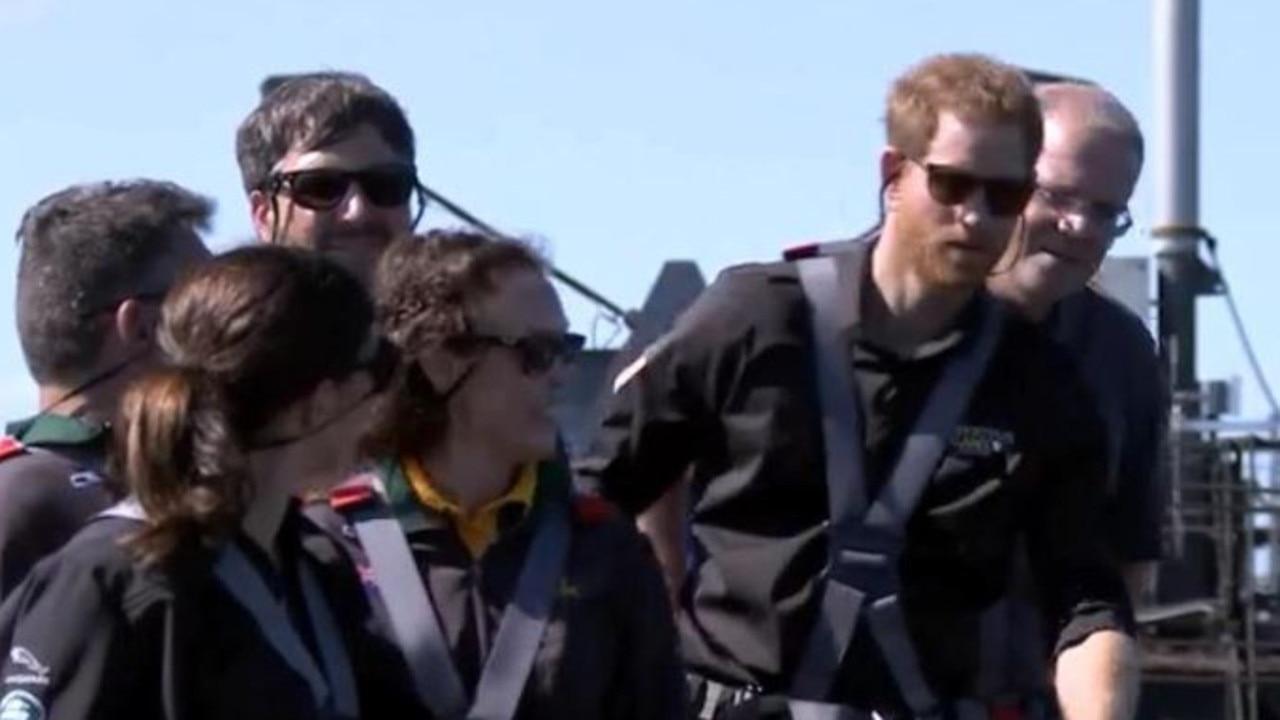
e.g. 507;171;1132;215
335;480;571;720
790;255;1004;717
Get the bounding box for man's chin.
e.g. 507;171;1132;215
932;256;998;290
1022;260;1089;297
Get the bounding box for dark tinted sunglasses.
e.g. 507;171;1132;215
913;160;1034;218
455;331;586;375
269;166;418;211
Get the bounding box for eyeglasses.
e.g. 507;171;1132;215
1034;187;1133;237
453;331;586;375
911;159;1035;218
267;165;419;211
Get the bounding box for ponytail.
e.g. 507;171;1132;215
115;368;252;568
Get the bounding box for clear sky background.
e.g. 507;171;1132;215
0;0;1274;422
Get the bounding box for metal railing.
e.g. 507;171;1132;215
1142;426;1280;719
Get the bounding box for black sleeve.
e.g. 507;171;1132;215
606;517;689;719
1026;360;1136;656
0;457;80;601
575;271;753;516
1107;337;1171;564
0;549;143;720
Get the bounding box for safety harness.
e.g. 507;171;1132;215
328;469;571;720
733;246;1006;720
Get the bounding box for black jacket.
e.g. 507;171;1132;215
0;414;115;600
577;241;1135;713
307;458;687;720
0;506;423;720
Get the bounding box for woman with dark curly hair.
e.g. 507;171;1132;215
314;230;686;720
0;245;424;720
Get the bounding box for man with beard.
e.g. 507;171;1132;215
235;71;420;282
973;80;1167;712
0;180;213;599
578;53;1137;719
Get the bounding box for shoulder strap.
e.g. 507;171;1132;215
214;544;359;719
790;254;1004;712
795;254;870;527
340;489;470;718
467;500;570;720
789;255;872;700
862;297;1004;531
340;483;572;720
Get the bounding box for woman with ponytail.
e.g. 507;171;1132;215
0;245;423;720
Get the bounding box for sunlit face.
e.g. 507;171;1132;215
434;269;574;467
888;112;1035;289
250;124;415;284
1002;115;1140;301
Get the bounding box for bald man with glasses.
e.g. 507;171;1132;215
977;81;1169;718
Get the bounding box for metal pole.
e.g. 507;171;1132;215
1153;0;1202;417
1151;1;1233;654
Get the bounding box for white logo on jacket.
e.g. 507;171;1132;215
2;648;49;687
0;689;45;720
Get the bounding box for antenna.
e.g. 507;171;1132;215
417;184;634;328
1018;67;1097;87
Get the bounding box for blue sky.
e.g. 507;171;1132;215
0;0;1274;421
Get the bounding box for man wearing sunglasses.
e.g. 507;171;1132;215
580;53;1137;720
975;81;1166;715
0;180;213;600
236;71;420;284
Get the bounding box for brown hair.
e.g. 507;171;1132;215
116;245;374;567
362;230;545;460
235;71;415;193
886;53;1044;171
15;180;213;385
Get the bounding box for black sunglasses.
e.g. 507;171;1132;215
268;166;419;212
454;331;586;375
912;160;1035;218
